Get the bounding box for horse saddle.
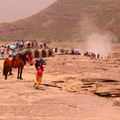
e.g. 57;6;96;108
8;55;16;61
9;56;18;67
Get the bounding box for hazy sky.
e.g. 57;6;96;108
0;0;57;23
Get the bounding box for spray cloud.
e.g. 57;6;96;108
80;19;113;57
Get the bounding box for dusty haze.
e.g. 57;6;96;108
0;0;57;23
80;19;113;57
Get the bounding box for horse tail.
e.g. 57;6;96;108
3;64;5;75
3;59;7;75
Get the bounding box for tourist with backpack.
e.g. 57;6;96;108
33;59;46;90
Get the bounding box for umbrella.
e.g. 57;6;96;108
75;49;79;52
10;45;15;49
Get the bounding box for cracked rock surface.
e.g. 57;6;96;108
0;55;120;119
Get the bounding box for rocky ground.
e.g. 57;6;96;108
0;54;120;120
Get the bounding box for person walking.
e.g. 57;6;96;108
33;61;46;90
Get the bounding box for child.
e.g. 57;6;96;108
33;62;46;90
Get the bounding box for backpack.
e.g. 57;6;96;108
37;64;43;76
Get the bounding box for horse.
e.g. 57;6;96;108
3;50;34;80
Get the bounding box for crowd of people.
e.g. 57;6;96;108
0;40;109;60
0;40;48;57
16;40;48;50
52;47;109;59
52;47;81;55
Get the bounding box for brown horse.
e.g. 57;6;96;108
3;50;34;80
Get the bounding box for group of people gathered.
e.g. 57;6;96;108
52;47;81;55
0;44;14;57
16;40;47;50
52;47;108;59
83;50;109;59
0;40;48;57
